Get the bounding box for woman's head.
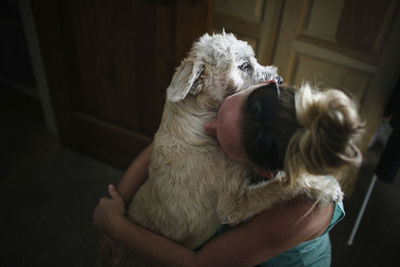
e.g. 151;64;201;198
242;84;300;174
204;82;365;184
204;81;289;176
203;83;266;164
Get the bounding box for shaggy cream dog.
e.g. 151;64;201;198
121;33;342;265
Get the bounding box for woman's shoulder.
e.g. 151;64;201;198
254;195;334;242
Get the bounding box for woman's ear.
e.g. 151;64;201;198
166;60;204;102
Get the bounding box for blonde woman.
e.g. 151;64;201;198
93;81;364;267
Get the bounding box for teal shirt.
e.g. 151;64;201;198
259;201;345;267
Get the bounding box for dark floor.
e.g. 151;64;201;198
1;87;399;267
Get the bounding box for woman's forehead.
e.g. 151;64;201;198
218;96;243;128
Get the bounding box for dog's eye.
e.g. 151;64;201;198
239;62;252;71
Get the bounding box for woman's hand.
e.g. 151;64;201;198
98;232;120;266
93;184;125;233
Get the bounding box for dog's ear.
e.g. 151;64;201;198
167;60;204;102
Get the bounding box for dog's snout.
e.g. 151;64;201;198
275;75;283;84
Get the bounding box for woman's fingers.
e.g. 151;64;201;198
108;184;121;199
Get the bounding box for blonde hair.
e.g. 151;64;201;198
285;84;365;185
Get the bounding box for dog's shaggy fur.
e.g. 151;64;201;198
121;33;343;265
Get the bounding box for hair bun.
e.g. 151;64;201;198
295;84;321;129
288;84;365;178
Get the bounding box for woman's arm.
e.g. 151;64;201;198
98;143;152;266
95;188;334;267
117;143;152;205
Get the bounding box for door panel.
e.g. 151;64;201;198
68;0;163;134
291;53;371;99
32;0;211;167
213;0;283;65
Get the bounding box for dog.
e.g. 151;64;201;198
120;32;343;265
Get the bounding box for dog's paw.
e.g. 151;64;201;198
219;208;252;226
296;174;344;205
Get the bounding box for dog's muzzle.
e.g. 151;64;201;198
275;75;283;84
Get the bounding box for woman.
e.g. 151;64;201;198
93;81;364;266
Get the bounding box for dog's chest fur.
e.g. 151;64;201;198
126;97;250;249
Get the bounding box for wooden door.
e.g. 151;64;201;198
272;0;400;192
32;0;212;168
273;0;400;147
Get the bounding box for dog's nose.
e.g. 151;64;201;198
275;75;283;84
260;80;280;99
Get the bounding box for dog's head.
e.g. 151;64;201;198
167;32;279;104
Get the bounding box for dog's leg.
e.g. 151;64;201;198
217;175;343;226
217;179;284;226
